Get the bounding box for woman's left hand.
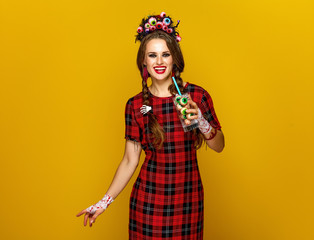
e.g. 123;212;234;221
185;94;199;120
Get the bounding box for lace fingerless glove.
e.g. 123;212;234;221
86;193;114;214
197;108;212;134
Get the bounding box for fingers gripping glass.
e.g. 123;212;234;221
172;76;198;132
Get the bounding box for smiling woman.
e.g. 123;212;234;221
144;40;173;80
77;11;224;240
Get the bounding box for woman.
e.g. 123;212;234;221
77;12;225;240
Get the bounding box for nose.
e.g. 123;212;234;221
156;54;163;65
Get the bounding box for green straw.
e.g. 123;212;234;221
172;76;182;96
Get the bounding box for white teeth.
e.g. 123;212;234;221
154;67;166;70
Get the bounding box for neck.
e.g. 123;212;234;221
149;77;173;97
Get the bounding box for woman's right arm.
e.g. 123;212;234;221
76;139;142;226
106;139;142;199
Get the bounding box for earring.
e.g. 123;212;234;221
172;70;176;78
143;65;150;83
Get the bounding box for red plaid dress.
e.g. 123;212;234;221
125;83;222;240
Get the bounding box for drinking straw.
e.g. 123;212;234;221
172;76;182;96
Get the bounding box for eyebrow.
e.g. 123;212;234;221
147;51;171;54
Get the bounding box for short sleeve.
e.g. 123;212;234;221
125;98;142;143
199;89;222;130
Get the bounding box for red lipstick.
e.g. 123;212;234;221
153;66;167;74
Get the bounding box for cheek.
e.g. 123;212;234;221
166;57;174;67
145;58;155;67
143;56;150;66
144;60;154;74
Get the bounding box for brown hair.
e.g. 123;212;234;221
136;30;205;149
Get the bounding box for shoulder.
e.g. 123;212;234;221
185;83;211;102
185;83;208;95
125;92;145;128
126;92;143;108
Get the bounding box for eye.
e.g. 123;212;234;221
149;26;156;31
180;107;187;115
148;17;157;26
167;28;173;33
180;97;188;106
163;53;170;57
148;54;156;58
162;25;168;32
137;26;143;33
160;12;166;18
156;22;163;29
176;34;182;42
163;18;171;26
145;23;151;29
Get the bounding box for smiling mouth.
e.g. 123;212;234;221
153;66;167;74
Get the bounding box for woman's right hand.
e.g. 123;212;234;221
76;207;105;227
76;194;114;227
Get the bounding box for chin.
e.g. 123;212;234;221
151;72;172;81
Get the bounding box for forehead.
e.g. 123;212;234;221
145;39;170;52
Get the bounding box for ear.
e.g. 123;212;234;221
143;55;147;66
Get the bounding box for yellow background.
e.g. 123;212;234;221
0;0;313;239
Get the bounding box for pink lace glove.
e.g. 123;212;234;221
197;108;212;134
86;193;114;215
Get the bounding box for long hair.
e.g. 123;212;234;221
136;30;205;149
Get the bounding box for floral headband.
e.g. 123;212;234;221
135;11;181;43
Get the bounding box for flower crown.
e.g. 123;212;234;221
135;11;181;43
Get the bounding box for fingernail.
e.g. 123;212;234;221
91;220;94;224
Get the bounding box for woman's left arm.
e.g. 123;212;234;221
186;94;225;153
202;129;225;153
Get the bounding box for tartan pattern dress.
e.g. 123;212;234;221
125;83;222;240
